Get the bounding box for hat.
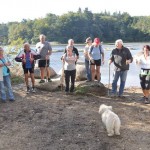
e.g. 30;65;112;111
85;37;92;43
94;38;100;44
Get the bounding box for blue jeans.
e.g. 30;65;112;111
85;59;91;81
112;70;128;96
0;75;14;101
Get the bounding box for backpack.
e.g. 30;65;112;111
89;45;103;54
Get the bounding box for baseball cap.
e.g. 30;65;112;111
94;38;100;44
85;37;92;43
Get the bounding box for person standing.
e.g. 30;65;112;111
63;45;77;94
36;34;52;83
64;39;79;62
0;47;15;102
15;43;39;93
108;39;133;98
88;38;104;82
136;45;150;104
84;37;92;81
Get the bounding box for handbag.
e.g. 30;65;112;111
0;58;11;74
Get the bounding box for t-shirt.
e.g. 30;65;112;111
25;52;32;68
36;41;52;60
137;55;150;69
89;45;104;60
0;56;10;80
64;53;76;71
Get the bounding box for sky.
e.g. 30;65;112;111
1;0;150;23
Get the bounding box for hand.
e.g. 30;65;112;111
102;59;104;64
30;58;34;61
126;60;131;65
108;60;112;65
22;59;26;63
46;55;49;60
90;58;94;63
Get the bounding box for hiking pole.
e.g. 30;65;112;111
45;59;48;82
60;60;65;91
108;64;111;96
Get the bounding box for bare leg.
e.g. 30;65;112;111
40;67;45;80
91;65;95;81
30;73;35;88
24;73;29;87
96;66;100;81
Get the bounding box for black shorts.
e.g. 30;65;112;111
23;68;34;74
38;60;50;67
90;59;101;66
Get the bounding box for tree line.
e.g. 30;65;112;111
0;8;150;45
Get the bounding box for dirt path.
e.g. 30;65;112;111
0;85;150;150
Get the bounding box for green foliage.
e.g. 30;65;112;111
11;75;24;85
1;9;150;44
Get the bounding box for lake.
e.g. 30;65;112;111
11;42;150;87
49;42;150;87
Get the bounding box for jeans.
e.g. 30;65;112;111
65;70;76;92
85;59;91;81
0;75;14;101
112;70;128;96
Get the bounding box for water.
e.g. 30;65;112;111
9;42;149;87
50;43;148;87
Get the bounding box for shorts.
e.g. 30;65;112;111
90;59;101;66
38;60;50;67
23;68;34;74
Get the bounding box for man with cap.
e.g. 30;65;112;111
88;37;104;82
84;37;92;81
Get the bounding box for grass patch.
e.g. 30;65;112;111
11;75;24;85
75;86;88;94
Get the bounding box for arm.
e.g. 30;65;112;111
126;49;133;64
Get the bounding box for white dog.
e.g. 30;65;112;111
98;104;121;136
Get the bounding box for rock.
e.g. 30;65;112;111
34;67;57;79
75;81;107;96
35;79;61;92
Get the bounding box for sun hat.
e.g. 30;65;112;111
85;37;92;43
94;38;100;44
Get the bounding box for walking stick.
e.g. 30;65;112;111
60;60;65;91
45;59;48;82
108;64;111;96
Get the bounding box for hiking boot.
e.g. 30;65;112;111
48;78;52;82
26;87;30;94
39;79;45;83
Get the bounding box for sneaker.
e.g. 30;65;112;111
139;96;145;101
48;78;52;82
9;99;15;102
118;95;126;99
26;87;30;94
39;79;45;83
110;93;117;97
1;100;6;103
31;88;36;93
144;98;149;104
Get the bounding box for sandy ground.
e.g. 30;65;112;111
0;84;150;150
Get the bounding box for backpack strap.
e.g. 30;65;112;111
90;45;102;54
